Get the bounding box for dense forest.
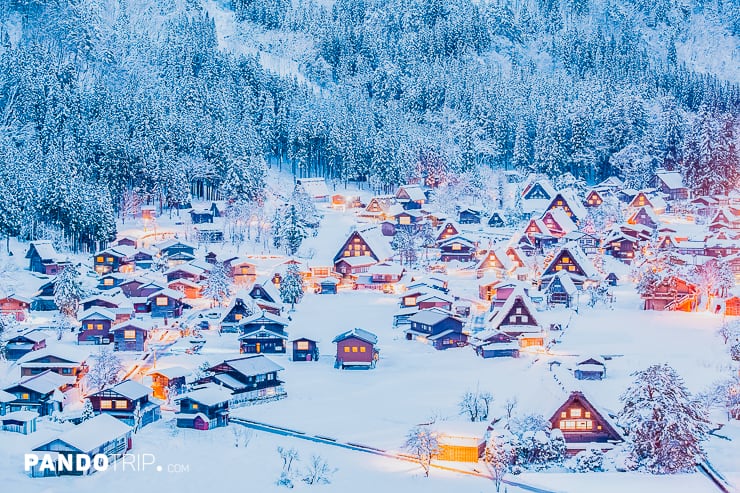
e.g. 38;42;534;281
0;0;739;250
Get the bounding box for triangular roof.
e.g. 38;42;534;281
545;270;578;295
542;243;599;279
476;247;515;272
332;328;378;345
548;391;623;442
654;171;686;190
34;414;131;454
219;354;284;377
333;228;393;263
239;310;289;327
4;370;71;395
542;207;578;235
479;287;541;337
94;380;150;401
547;191;588;222
176;383;232;406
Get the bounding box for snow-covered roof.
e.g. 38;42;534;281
147;288;185;300
177;384;232;406
476;247;515;272
223;354;284;377
296;177;330;198
148;366;190;379
100;245;138;258
544;243;599;279
655;171;685;190
547;270;578;295
543;207;577;233
1;410;39;422
0;293;33;304
17;346;86;366
27;241;59;261
409;309;458;326
104;380;150;400
239;310;290;327
597;176;624;189
10;329;46;344
357;227;394;261
332;328;378;345
0;389;17;402
78;307;116;321
438;235;476;248
335;255;378;267
481;287;541;335
368;262;405;276
165;263;206;276
397;184;426;202
5;370;72;395
37;414;131;454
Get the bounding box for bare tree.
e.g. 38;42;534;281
403;425;440;477
483;434;513;493
277;446;300;487
459;389;494;422
505;397;518;422
84;348;123;393
302;455;335;485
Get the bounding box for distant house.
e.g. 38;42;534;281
115;236;138;248
602;228;642;263
333;228;393;275
360;195;396;221
521;178;556;202
147;288;185;318
89;380;160;427
546;192;588;223
652;170;689;201
18;348;87;382
629;191;666;214
98;273;126;291
584;189;605;208
471;331;520;358
540;244;598;287
317;277;339;294
149;367;189;400
77;308;116;345
93;245;137;275
544;270;577;307
541;208;577;238
220;293;256;332
175;384;231;430
1;410;38;434
548;391;623;455
605;272;619;286
199;355;286;406
436;222;460;243
238;311;289;354
405;309;467;350
4;330;46;361
165;263;207;283
438;236;476;262
487;211;507;227
231;259;257;285
563;231;601;256
25;241;69;275
248;279;283;315
475;248;514;279
458;208;482;224
296;177;330;201
80;292;133;323
292;338;319;362
189;208;214;224
168;278;203;299
332;328;379;369
2;370;70;416
574;357;606;380
28;414;132;476
0;294;32;321
395;184;426;209
155;239;196;265
477;288;544;348
641;275;699;312
523;218;549;241
627;206;659;230
111;321;150;352
435;421;489;463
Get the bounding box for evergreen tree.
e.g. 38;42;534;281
619;364;710;474
81;398;95;421
53;264;85;318
279;263;304;311
203;261;231;307
282;204;307;255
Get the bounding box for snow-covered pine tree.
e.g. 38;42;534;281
280;263;304;311
282;204;307;255
203;261;231;307
619;364;710;474
53;264;86;318
81;398;95;421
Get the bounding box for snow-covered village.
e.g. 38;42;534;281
1;0;740;492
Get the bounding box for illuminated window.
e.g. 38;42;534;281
104;278;114;286
97;256;104;263
360;346;366;353
568;265;576;272
235;314;243;321
240;267;250;275
296;341;309;350
562;257;570;263
124;330;136;340
344;251;350;257
101;400;112;409
107;257;114;263
21;393;29;400
352;346;358;353
344;347;350;353
399;216;411;225
87;323;93;330
570;408;582;418
452;244;462;251
585;411;591;418
555;265;562;271
192;403;198;410
96;324;104;331
156;297;168;306
560;411;567;418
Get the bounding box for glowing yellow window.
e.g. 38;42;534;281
562;257;570;263
555;265;562;271
452;244;462;251
97;256;104;263
585;411;591;418
399;216;411;225
96;324;104;331
115;400;127;409
101;400;112;409
235;314;243;321
240;267;250;274
360;346;366;353
156;297;168;306
344;347;350;353
104;278;114;286
352;346;358;353
570;408;582;418
344;251;350;257
192;403;198;410
124;330;136;339
107;257;114;263
560;411;567;418
87;323;93;330
296;341;309;350
21;393;29;400
568;265;576;271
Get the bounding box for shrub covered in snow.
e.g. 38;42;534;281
572;448;605;472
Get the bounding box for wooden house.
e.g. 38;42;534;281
596;176;624;192
119;277;166;298
541;208;577;237
149;367;189;400
29;414;132;476
435;421;489;462
541;244;598;287
652;171;689;201
436;222;461;243
292;338;319;361
605;273;619;286
237;311;289;354
574;357;606;380
333;228;393;274
141;205;156;220
220;293;256;332
417;292;455;311
0;294;31;321
602;229;640;263
584;189;605;207
231;259;257;285
629;191;666;214
395;184;426;209
393;209;426;228
439;235;477;262
80;293;133;323
4;330;46;361
133;248;155;269
544;270;577;307
458;208;482;224
548;391;623;455
147;288;185;318
200;355;286;406
31;279;58;311
89;380;160;427
93;245;136;275
175;384;231;430
98;273;126;291
77;308;116;345
168;278;203;299
475;247;515;279
25;241;68;275
471;331;520;358
488;211;507;227
165;263;207;283
189;208;214;224
1;410;38;434
296;177;330;201
627;206;660;230
405;309;467;350
478;288;544;348
521;178;556;202
115;236;138;248
2;370;70;416
248;279;284;315
524;218;549;241
641;275;699;312
317;277;339;294
546;192;588;223
360;195;396;221
18;349;87;382
155;239;196;265
332;328;379;369
563;231;601;256
111;321;150;352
